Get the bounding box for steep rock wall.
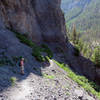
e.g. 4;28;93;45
0;0;67;44
0;0;100;83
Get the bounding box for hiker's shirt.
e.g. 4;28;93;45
20;61;24;70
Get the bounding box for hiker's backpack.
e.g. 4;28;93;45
18;61;21;66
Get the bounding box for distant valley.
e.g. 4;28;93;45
61;0;100;42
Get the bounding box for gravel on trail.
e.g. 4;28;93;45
0;60;96;100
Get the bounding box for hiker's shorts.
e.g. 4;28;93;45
21;66;24;71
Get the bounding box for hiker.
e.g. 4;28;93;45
20;58;25;75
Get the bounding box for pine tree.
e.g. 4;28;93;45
92;46;100;67
72;24;79;44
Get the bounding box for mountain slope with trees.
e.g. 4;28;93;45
61;0;100;42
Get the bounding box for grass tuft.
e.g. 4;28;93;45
43;73;55;79
10;77;17;85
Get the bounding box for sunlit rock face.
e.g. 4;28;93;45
1;0;100;84
0;0;67;44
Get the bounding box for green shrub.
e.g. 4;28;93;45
45;56;50;63
32;44;53;62
10;77;17;85
7;28;36;48
54;60;100;99
92;46;100;67
32;46;45;62
8;28;53;62
14;31;53;62
41;44;53;59
43;73;55;79
15;33;35;47
77;39;84;51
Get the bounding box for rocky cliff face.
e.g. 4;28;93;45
0;0;67;44
0;0;100;84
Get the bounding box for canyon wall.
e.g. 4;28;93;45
0;0;100;83
0;0;67;44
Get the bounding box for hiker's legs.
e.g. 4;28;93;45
21;66;24;74
21;70;24;74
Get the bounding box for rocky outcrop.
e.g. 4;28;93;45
0;0;100;84
0;0;67;44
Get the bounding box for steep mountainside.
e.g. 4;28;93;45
0;0;97;81
0;26;100;100
0;0;100;99
61;0;91;22
61;0;100;42
0;0;67;44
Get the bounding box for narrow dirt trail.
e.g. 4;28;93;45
0;60;96;100
4;78;33;100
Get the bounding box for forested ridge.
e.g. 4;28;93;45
61;0;100;42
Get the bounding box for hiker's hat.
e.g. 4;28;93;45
21;57;24;60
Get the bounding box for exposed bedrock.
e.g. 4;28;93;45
0;0;100;84
0;0;67;44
